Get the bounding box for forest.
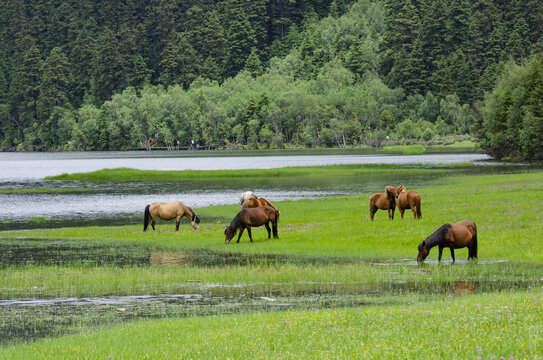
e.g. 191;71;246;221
0;0;542;159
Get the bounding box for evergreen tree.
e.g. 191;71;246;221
91;27;125;102
244;48;264;77
37;47;71;123
224;8;256;78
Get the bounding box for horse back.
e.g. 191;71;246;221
451;220;476;248
241;206;277;225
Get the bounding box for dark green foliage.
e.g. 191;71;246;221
0;0;541;157
479;54;543;160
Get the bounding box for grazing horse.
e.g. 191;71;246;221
241;197;280;217
144;201;200;232
240;191;257;206
369;186;397;220
417;220;478;263
396;186;422;219
225;206;279;244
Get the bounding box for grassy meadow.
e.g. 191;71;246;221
1;167;542;358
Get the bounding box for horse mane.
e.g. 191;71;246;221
421;223;452;250
227;212;243;234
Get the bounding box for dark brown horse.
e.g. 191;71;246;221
224;206;279;244
144;201;200;231
417;220;477;263
369;186;397;220
241;197;280;217
396;186;422;219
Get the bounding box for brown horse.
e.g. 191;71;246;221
396;186;422;219
417;220;477;263
241;197;280;217
369;186;397;220
224;206;279;244
144;201;200;232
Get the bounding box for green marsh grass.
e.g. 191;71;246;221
1;290;541;359
44;163;460;182
382;144;426;155
1;170;542;353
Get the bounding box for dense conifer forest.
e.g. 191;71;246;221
0;0;542;159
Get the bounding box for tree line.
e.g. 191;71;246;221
0;0;541;158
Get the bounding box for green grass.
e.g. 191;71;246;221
382;144;426;155
7;171;543;261
1;170;543;356
1;290;541;359
43;163;461;182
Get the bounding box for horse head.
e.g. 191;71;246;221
417;240;430;261
224;225;236;244
191;214;201;231
385;186;397;201
396;186;406;194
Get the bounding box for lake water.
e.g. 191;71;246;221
0;150;526;230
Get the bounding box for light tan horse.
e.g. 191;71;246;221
396;185;422;219
369;186;397;220
417;220;477;263
144;201;200;231
241;197;280;218
239;191;257;206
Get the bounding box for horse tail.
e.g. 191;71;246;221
469;223;478;259
416;197;422;219
144;204;151;231
272;210;279;239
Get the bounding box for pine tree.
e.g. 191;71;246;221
37;47;70;122
91;27;125;102
244;48;263;77
224;7;256;78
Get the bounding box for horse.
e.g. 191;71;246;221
369;186;397;220
239;191;257;206
417;220;477;263
241;197;280;217
224;206;279;244
144;201;200;232
396;185;422;219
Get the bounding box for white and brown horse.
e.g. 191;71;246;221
241;197;280;218
144;201;200;231
239;191;257;206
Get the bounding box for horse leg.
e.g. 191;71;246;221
264;222;271;239
175;216;181;231
450;248;455;263
438;246;443;262
369;205;376;221
411;205;417;219
236;228;245;243
246;227;253;242
400;207;404;219
151;218;157;231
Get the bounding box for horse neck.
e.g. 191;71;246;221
230;212;242;230
184;206;194;220
425;225;451;249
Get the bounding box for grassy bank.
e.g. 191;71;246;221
44;163;463;182
1;290;541;359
